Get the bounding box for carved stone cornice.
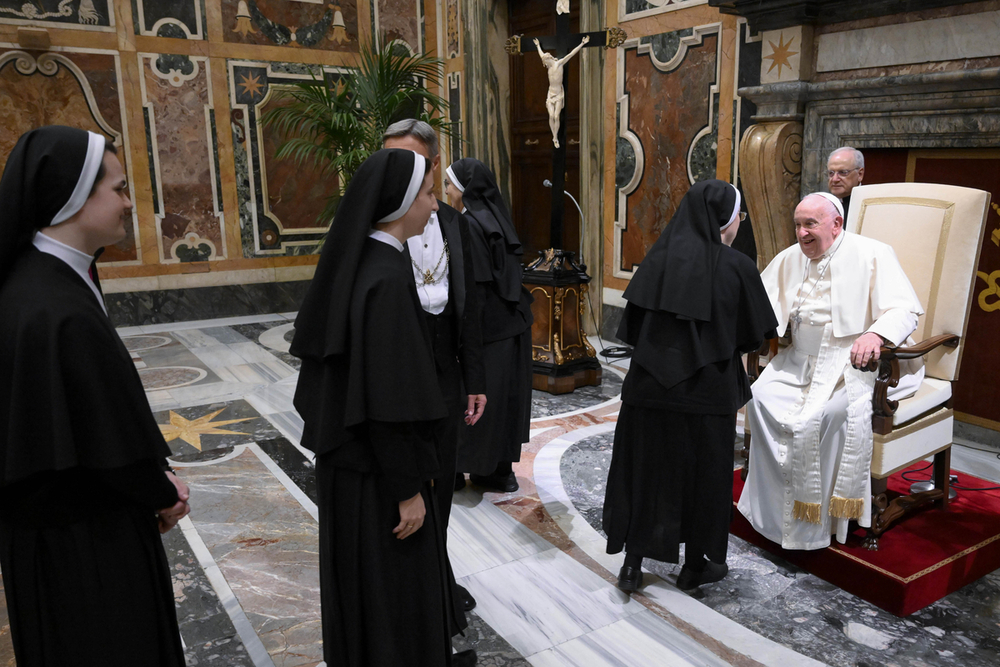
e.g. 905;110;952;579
739;67;1000;121
708;0;983;33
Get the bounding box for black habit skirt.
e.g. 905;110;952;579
316;457;453;666
602;404;737;565
457;328;532;476
0;504;185;667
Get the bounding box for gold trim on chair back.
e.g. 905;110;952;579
846;183;991;381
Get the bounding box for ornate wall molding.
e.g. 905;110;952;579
139;53;225;263
0;0;113;32
619;0;708;23
613;24;721;280
132;0;205;40
0;47;140;265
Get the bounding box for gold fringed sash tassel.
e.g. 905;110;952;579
793;500;822;524
829;496;865;520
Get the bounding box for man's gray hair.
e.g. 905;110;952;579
828;146;864;170
383;119;439;160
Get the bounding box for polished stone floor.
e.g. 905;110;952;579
1;312;998;667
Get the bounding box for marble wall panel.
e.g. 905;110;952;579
0;49;139;264
446;0;460;59
221;0;358;51
613;26;721;277
376;0;422;52
732;18;761;183
0;0;113;30
132;0;206;40
619;0;708;22
140;54;226;263
228;60;349;257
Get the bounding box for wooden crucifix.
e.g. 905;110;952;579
506;11;625;251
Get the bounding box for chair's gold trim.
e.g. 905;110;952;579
855;197;954;339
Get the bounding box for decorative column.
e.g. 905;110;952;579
738;24;813;269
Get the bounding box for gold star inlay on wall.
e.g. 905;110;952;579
765;32;799;77
159;409;253;451
238;72;265;100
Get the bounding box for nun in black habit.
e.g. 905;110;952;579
0;126;190;666
445;158;533;493
291;149;473;667
602;180;776;592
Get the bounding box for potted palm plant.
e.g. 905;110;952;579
262;34;455;229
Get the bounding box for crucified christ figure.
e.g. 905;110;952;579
534;35;589;148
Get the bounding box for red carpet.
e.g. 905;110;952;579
730;465;1000;616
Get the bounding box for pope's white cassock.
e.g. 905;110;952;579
737;230;925;550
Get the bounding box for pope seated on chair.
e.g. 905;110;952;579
737;192;925;550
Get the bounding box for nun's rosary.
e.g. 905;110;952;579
412;238;450;286
789;243;840;336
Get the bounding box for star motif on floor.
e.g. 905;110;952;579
765;32;798;77
238;72;265;100
159;409;253;451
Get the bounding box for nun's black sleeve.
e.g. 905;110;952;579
456;213;486;395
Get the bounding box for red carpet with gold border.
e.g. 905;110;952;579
730;465;1000;616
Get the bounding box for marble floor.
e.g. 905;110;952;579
2;312;999;666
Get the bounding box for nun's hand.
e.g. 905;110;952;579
394;493;425;540
158;471;192;533
465;394;487;425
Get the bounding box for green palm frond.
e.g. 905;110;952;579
261;32;458;241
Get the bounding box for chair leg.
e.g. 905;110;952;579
933;447;952;510
864;477;889;551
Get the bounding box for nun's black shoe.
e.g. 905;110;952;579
676;561;728;590
469;472;518;493
617;565;643;592
455;584;477;612
453;649;477;666
454;473;467;491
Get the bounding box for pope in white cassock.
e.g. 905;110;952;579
738;192;925;550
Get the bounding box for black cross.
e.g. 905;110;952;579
509;15;618;250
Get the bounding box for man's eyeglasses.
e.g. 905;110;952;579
827;168;859;179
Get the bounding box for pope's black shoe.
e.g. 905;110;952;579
617;565;643;592
676;560;728;591
469;471;518;493
453;649;477;666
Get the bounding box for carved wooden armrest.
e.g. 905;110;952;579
866;333;960;435
747;338;780;383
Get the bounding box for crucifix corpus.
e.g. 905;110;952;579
505;13;625;250
505;5;626;394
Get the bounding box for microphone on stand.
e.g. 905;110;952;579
542;179;585;225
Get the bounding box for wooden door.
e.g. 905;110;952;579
509;0;582;261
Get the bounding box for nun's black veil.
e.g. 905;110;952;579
624;179;736;322
0;126;94;285
291;148;425;361
448;158;523;304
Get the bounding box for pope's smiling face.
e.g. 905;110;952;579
794;196;842;260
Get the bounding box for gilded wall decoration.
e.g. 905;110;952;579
228;60;350;257
0;48;139;264
222;0;357;51
374;0;422;53
613;24;721;278
132;0;206;40
139;53;225;263
0;0;112;30
619;0;707;22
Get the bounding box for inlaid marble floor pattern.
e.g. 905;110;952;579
1;312;998;666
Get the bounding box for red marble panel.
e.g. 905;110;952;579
143;57;224;261
378;0;420;50
259;89;336;231
0;50;137;262
620;35;718;271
